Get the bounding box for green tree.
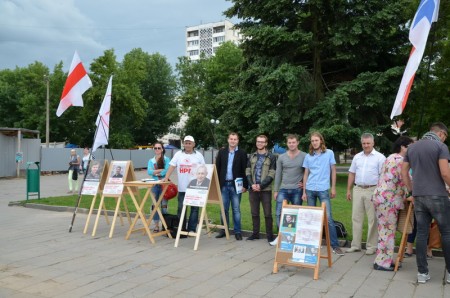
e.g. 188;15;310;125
224;0;416;152
176;42;244;148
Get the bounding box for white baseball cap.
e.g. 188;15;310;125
184;135;195;142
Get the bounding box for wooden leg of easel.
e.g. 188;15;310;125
395;202;413;271
83;194;97;234
204;211;211;237
193;207;206;251
92;195;105;237
122;197;131;225
109;196;122;238
103;203;110;225
174;204;187;248
273;262;278;273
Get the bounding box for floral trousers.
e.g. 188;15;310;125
374;201;398;268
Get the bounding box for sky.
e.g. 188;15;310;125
0;0;236;70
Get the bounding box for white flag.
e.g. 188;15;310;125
92;76;112;152
56;51;92;117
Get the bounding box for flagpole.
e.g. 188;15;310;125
68;121;102;232
417;25;438;138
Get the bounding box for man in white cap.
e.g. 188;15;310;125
165;136;205;233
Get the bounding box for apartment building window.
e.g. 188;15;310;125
187;40;199;47
188;50;199;56
187;30;199;37
213;36;225;43
213;26;225;33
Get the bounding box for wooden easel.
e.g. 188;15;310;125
83;160;110;234
394;198;414;271
174;164;229;251
91;161;138;238
273;202;332;280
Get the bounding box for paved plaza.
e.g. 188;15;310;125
0;172;449;297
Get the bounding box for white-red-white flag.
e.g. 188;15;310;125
390;0;440;119
56;51;92;117
92;76;112;152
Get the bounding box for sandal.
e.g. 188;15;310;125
404;252;413;257
153;227;160;233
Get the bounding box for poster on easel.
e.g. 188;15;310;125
184;164;213;207
291;208;323;264
81;160;107;195
175;164;229;250
90;160;137;238
273;202;332;280
103;161;128;195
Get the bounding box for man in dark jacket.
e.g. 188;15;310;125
215;132;248;240
246;134;276;242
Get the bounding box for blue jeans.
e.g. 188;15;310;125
414;196;450;274
306;189;339;248
151;184;167;222
177;192;199;232
221;182;242;233
275;188;302;228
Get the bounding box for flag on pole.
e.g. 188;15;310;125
92;76;112;152
390;0;440;119
56;51;93;117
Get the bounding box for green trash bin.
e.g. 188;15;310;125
26;161;40;200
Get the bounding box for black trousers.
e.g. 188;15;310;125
249;191;273;238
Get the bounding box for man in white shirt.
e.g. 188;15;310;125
346;133;386;254
165;136;205;233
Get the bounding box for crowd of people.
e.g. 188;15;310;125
73;122;450;285
158;122;449;284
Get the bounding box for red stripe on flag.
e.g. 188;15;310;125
60;63;88;99
401;74;415;110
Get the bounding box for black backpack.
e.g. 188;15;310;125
162;214;180;238
334;220;348;238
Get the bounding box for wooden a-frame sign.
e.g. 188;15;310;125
90;160;139;238
83;160;110;234
273;201;332;280
174;164;229;251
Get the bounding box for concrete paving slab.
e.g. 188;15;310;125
0;173;449;297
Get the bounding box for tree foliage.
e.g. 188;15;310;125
0;49;179;148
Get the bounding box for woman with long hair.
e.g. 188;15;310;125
147;142;171;232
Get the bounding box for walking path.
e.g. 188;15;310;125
0;173;449;297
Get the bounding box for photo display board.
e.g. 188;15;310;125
81;159;107;195
183;164;214;207
103;160;129;195
273;203;332;280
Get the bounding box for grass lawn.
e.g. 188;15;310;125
22;173;405;244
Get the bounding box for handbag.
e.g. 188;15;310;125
72;169;78;181
428;221;441;249
163;182;178;200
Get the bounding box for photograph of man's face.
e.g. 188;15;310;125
115;166;122;175
196;166;207;183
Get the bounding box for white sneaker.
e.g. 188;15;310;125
446;271;450;284
417;272;430;283
269;236;278;246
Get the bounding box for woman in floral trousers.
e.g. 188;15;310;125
372;136;414;271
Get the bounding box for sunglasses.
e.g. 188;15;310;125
154;147;163;150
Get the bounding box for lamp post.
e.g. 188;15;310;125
210;119;220;148
44;75;50;148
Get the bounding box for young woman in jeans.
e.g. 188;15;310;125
147;142;170;232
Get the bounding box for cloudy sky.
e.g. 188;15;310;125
0;0;235;70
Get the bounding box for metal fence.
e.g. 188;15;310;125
39;148;220;172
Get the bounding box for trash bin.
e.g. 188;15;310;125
26;161;40;200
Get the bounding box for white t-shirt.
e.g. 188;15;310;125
169;150;205;192
82;154;91;170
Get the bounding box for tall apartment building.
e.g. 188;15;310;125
186;20;241;60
